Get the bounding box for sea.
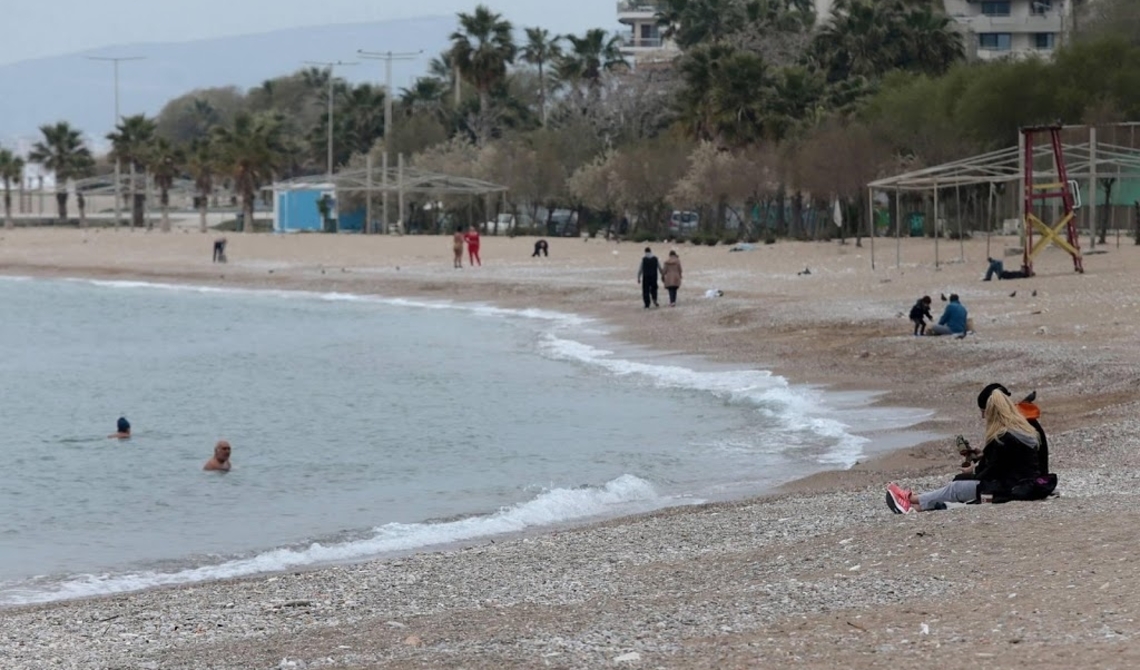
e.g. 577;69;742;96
0;276;934;606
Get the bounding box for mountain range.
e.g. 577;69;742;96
0;17;462;152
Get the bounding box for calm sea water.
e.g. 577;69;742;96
0;276;930;605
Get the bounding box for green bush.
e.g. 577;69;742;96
721;233;740;246
689;233;706;245
632;230;658;243
703;236;719;246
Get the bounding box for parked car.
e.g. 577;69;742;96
668;210;700;235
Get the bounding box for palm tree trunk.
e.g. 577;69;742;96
3;187;12;230
199;196;208;233
539;62;547;127
129;163;140;229
160;189;171;232
243;193;255;234
55;191;68;223
78;193;87;229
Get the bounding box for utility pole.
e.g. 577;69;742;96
86;55;145;228
304;60;358;178
356;50;422;148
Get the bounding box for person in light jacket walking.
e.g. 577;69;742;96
661;250;683;306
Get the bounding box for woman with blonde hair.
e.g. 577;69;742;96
885;386;1051;514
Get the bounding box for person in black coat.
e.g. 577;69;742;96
909;296;933;336
637;247;660;308
885;388;1054;513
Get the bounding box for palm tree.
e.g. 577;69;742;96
211;113;287;233
449;4;517;119
557;29;628;99
28;122;94;222
340;83;387;157
521;27;562;126
148;137;183;232
186;139;215;233
0;148;24;229
107;114;158;228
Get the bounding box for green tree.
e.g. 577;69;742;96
212;113;288;233
677;44;773;147
521;27;563;126
186;138;216;233
147;137;183;232
29;122;94;222
557;29;628;99
0;148;24;229
449;5;517;121
107;114;158;228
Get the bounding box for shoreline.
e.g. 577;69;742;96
4;230;1140;668
0;269;937;609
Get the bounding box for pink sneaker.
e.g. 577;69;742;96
885;483;914;514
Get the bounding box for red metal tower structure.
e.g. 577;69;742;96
1022;124;1083;275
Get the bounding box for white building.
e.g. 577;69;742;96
944;0;1070;60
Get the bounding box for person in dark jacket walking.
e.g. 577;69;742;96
909;296;933;336
885;389;1049;513
637;247;660;308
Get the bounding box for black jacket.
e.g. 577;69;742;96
970;430;1046;502
909;300;932;322
638;255;660;286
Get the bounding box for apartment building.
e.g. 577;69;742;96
617;0;1071;65
943;0;1070;60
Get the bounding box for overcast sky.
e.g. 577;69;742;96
1;0;618;65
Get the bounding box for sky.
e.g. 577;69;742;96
0;0;618;65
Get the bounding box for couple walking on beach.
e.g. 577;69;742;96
452;226;481;268
637;247;683;308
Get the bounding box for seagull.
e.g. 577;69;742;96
1009;290;1017;298
940;293;948;302
1031;289;1038;297
1023;390;1037;403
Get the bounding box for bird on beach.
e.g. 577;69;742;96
797;267;812;276
940;293;948;302
1009;290;1017;298
1032;289;1038;297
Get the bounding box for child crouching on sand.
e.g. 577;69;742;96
909;296;933;336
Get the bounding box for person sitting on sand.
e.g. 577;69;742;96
928;294;967;336
983;257;1029;281
204;440;232;472
976;383;1049;475
108;416;131;439
885;388;1053;513
909;296;933;336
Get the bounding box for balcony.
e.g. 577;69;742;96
620;34;665;50
618;0;663;24
954;12;1063;33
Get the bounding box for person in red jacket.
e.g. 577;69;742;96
463;225;482;267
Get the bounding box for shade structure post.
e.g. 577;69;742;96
397;153;406;235
868;186;875;270
365;153;374;234
382;152;390;235
895;188;901;268
934;183;940;269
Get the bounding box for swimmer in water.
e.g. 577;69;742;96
108;417;131;439
203;440;232;472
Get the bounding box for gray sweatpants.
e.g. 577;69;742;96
918;480;979;510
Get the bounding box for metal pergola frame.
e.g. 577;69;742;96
865;123;1140;270
273;158;508;234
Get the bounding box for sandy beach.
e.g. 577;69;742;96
3;228;1140;669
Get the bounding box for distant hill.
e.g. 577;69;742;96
0;17;455;151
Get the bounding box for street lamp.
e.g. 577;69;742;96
303;60;358;178
356;49;423;149
86;55;145;228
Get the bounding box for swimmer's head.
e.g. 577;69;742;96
117;417;131;434
214;440;232;462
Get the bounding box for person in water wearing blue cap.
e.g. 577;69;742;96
108;417;131;439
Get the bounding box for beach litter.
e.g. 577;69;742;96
614;651;641;663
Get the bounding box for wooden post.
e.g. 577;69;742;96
934;183;940;269
895;188;901;269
